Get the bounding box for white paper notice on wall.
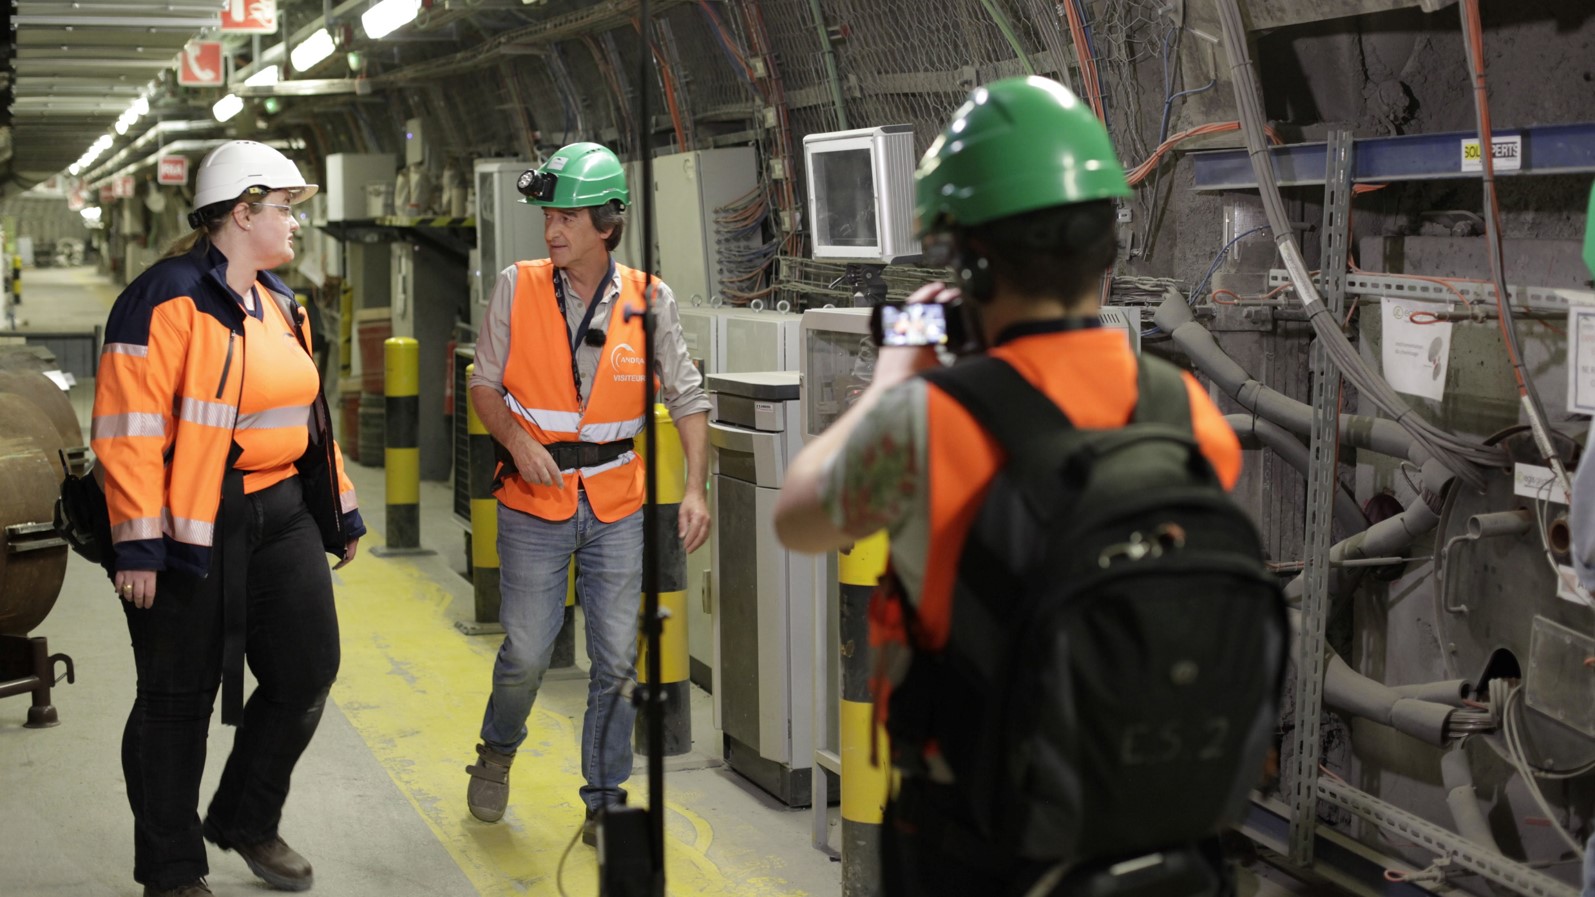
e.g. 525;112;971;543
1566;306;1595;413
1555;565;1594;607
1380;299;1452;401
1514;463;1570;505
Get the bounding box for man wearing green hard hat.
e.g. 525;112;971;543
462;142;711;844
775;77;1272;894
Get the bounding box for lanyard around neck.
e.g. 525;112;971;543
552;261;614;393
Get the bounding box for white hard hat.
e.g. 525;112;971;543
192;140;319;211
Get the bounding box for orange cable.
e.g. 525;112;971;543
1061;1;1105;123
1464;0;1531;397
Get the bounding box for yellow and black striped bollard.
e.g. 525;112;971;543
634;404;691;755
374;337;432;557
840;531;891;897
10;255;20;305
457;363;502;634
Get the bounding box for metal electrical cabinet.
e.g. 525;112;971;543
709;371;815;807
612;161;658;275
389;241;465;482
652;148;759;307
799;307;874;440
682;309;804;700
324;153;395;222
472;159;548;335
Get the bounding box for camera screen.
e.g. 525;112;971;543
879;303;948;347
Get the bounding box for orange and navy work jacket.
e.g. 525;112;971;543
495;259;650;523
92;244;364;575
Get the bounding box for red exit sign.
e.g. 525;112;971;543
158;156;190;186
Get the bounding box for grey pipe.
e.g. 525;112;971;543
1324;653;1453;746
805;0;849;130
1284;490;1441;602
1468;509;1534;539
1441;748;1503;852
1391;679;1474;707
1226;413;1367;534
1157;293;1428;466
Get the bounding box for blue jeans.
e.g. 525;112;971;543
479;494;643;811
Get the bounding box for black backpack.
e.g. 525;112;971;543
886;353;1287;863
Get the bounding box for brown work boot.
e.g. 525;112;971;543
143;881;212;897
466;742;515;823
202;821;314;891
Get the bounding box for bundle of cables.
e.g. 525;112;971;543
713;184;780;304
1214;0;1504;489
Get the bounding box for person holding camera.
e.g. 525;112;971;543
462;142;710;843
773;78;1265;895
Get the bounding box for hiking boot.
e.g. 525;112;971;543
465;742;515;823
202;821;313;892
143;881;212;897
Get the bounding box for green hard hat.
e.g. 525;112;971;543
914;76;1130;238
519;142;629;209
1584;182;1595;279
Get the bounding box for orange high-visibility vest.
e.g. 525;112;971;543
497;259;650;523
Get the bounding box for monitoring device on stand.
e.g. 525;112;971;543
802;125;918;265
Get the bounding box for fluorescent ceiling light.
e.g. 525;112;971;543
290;29;335;72
81;207;103;223
69;163;81;175
131;96;149;117
243;64;280;87
213;93;245;122
362;0;421;40
115;119;129;135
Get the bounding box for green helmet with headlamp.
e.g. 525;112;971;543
913;76;1130;240
517;142;629;209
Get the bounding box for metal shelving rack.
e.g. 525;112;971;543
1245;130;1584;897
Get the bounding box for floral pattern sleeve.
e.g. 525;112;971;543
818;379;929;539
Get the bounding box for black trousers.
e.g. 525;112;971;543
120;476;340;889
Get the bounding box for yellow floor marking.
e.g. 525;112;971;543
329;525;809;897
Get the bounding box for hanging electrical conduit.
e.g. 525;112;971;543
1212;0;1504;491
1153;292;1498;746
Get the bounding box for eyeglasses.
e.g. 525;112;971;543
252;202;295;219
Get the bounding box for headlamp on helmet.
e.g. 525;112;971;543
517;168;558;203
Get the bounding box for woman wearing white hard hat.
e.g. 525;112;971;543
91;140;364;897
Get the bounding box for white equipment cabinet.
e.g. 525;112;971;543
708;371;814;807
324;153;395;222
678;308;803;704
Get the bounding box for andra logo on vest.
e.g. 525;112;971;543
609;343;646;381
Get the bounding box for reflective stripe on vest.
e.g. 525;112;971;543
93;412;167;440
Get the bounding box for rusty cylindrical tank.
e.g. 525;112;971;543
0;377;77;636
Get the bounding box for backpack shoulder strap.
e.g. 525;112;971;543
920;356;1081;518
919;355;1074;448
1132;354;1194;435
